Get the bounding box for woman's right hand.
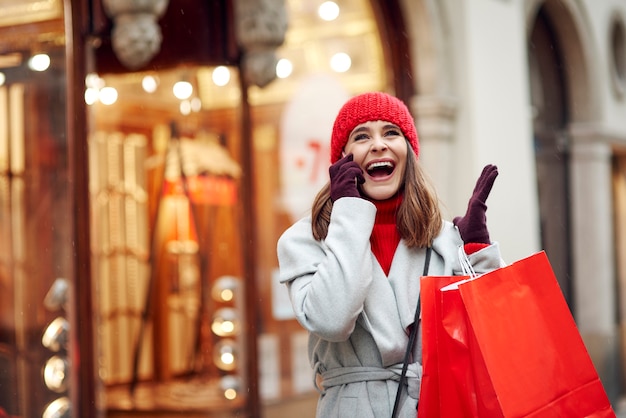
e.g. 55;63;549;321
329;154;365;202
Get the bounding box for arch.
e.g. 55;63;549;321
395;0;459;207
527;5;572;303
527;0;621;402
525;0;600;305
370;0;415;103
525;0;601;123
398;0;456;98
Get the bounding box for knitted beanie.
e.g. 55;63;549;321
330;92;419;163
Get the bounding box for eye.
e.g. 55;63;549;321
353;132;370;141
384;129;402;137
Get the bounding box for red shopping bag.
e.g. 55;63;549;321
421;275;502;417
420;275;466;417
419;251;615;417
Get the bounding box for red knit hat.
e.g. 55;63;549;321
330;92;419;163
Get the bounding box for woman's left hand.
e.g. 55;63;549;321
453;164;498;244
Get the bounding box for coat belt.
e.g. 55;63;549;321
314;362;422;399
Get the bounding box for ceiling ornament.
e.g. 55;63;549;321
102;0;169;70
235;0;288;88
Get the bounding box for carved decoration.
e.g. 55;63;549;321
102;0;169;70
235;0;288;87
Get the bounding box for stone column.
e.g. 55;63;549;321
569;127;619;401
411;94;457;216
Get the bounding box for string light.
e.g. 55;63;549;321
318;1;340;21
99;87;118;105
212;66;231;86
142;75;158;93
330;52;351;73
28;53;50;72
276;59;293;79
173;80;193;100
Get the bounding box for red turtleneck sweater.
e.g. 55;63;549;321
370;194;403;275
369;194;489;276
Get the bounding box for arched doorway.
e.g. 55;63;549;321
527;0;621;403
528;6;572;304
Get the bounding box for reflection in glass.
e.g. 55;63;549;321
211;308;240;337
220;375;241;400
213;339;238;371
43;355;69;392
43;278;69;312
41;396;70;418
41;317;69;352
211;275;240;302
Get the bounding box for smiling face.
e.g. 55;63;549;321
343;120;408;201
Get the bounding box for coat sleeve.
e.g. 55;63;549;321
277;198;377;342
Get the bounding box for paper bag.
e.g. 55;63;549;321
420;251;615;417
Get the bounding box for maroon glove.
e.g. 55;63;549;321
453;164;498;244
329;154;365;202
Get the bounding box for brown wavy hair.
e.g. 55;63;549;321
311;145;442;248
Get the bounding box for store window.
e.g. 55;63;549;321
88;65;250;415
0;1;77;417
0;0;391;415
86;0;388;416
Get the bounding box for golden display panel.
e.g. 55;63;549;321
0;0;62;27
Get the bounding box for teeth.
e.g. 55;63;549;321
367;161;394;170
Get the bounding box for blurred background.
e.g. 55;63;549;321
0;0;625;416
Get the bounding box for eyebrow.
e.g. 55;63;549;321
349;123;400;138
350;126;370;136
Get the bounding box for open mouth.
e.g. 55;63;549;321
366;160;395;178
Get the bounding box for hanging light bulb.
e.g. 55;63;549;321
330;52;351;73
276;58;293;79
28;53;50;72
99;87;118;105
318;1;340;21
85;73;105;89
190;97;202;112
142;75;159;93
180;99;192;115
173;80;193;100
212;66;231;86
85;88;99;105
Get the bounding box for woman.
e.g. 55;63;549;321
277;92;503;417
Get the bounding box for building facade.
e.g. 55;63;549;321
0;0;625;416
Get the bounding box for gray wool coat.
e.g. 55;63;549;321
277;197;504;418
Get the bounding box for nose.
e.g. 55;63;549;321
371;135;388;152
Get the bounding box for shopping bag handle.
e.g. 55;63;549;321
458;245;478;278
392;246;432;418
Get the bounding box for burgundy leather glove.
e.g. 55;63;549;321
453;164;498;244
329;154;365;202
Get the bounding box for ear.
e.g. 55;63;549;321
341;150;346;158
